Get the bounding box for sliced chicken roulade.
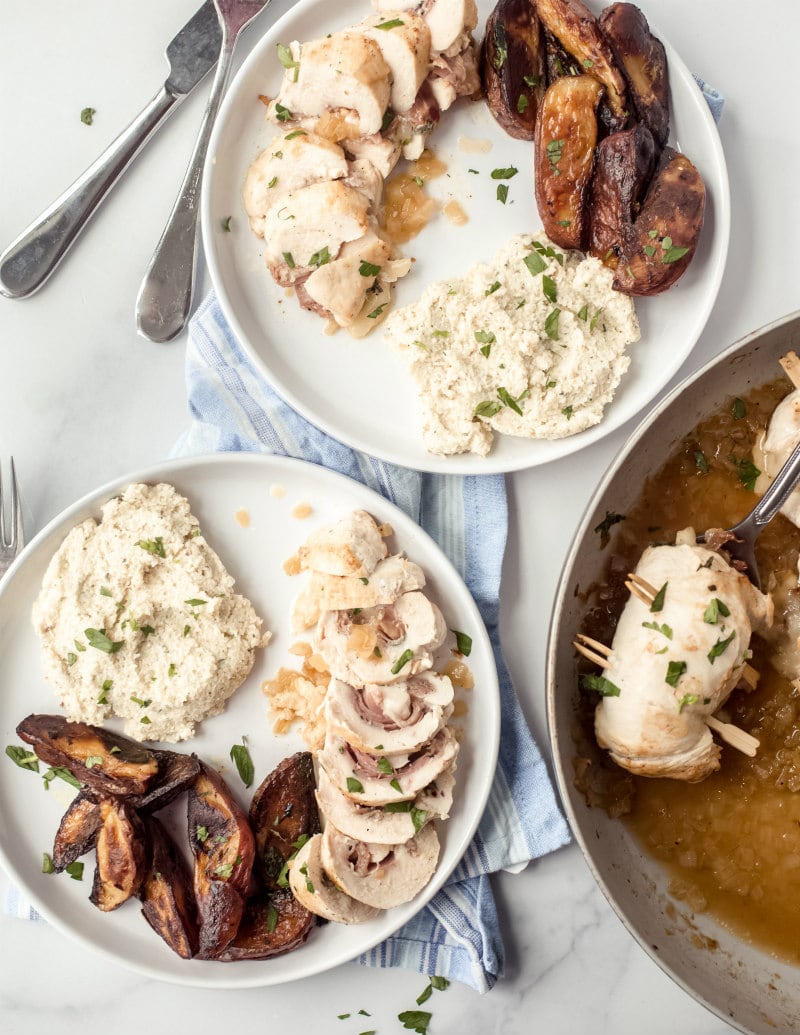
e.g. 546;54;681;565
319;726;458;806
325;672;453;754
594;541;773;782
289;833;380;924
316;764;455;844
315;590;447;687
320;821;440;909
298;509;388;578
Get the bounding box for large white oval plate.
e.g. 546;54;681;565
202;0;730;474
0;453;499;987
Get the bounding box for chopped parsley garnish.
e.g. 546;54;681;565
221;216;232;232
594;511;625;537
80;107;96;125
390;778;403;793
562;405;573;419
136;536;166;557
84;756;103;770
376;756;394;775
650;582;667;612
375;17;405;29
703;598;730;624
85;628;123;654
733;397;746;420
398;1010;432;1033
65;861;84;881
308;246;331;267
708;630;736;663
517;93;529;113
42;853;55;874
346;776;365;794
474;330;495;348
485;281;501;296
283;251;296;268
694;450;709;473
185;598;207;607
359;260;381;277
497;386;524;415
366;303;387;319
391;648;414;674
678;693;700;713
5;745;40;772
730;456;761;491
665;660;687;687
284;129;306;140
42;766;81;790
276;42;300;81
524;250;546;276
453;629;472;656
580;674;621;697
274;102;293;122
196;825;209;843
130;694;151;708
97;679;112;705
642;620;673;639
544;308;560;340
214;862;235;879
546;139;564;173
541;275;557;304
230;737;254;788
496;183;509;204
266;903;279;933
491;166;518;180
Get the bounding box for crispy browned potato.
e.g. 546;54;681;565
599;3;669;148
482;0;546;140
17;714;159;796
188;761;256;959
249;751;321;891
215;888;315;962
133;749;201;814
613;147;706;295
52;790;103;873
588;123;657;268
140;816;199;960
89;800;147;912
534;74;604;249
532;0;630;130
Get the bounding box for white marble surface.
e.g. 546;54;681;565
0;1;796;1032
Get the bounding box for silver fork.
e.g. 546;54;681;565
0;458;24;580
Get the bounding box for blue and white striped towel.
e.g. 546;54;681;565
172;294;572;992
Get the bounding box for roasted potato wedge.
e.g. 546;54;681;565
89;799;147;912
249;751;321;891
534;74;604;249
588;122;657;268
613;147;706;295
188;761;256;958
140;816;199;960
133;749;201;814
600;2;669;148
52;790;103;873
17;714;158;796
482;0;546;140
532;0;629;131
215;888;316;962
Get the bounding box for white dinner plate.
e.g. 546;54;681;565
202;0;730;474
0;453;499;987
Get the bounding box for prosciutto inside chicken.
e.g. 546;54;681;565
594;539;773;782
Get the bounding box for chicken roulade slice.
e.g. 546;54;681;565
298;509;388;578
315;590;447;686
594;540;773;782
289;833;380;924
325;672;453;755
267;31;391;137
293;554;426;631
242;132;349;239
320;821;440;910
319;726;458;806
316;764;455;844
357;11;431;114
370;0;478;54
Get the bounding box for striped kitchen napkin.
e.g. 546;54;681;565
170;294;572;992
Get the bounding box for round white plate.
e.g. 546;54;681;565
202;0;730;474
0;453;499;987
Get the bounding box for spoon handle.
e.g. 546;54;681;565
0;87;176;300
135;35;234;343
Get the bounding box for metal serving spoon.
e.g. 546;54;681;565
135;0;273;343
700;435;800;589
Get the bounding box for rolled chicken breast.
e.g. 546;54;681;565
289;833;380;924
754;387;800;527
594;541;773;781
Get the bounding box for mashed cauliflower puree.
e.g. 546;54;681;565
32;483;269;742
382;232;640;456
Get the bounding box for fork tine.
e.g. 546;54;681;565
1;457;21;552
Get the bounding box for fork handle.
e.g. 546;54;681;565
0;86;178;300
135;34;235;344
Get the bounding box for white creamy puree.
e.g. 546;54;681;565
382;232;640;456
32;483;269;742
